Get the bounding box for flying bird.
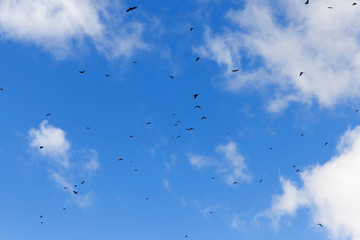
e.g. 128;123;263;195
79;71;85;73
299;72;305;76
146;122;152;125
64;187;67;189
201;116;207;120
63;208;66;211
186;128;194;131
85;127;91;130
210;211;213;214
300;133;304;136
46;113;51;116
296;169;301;173
81;180;85;184
317;223;323;227
325;142;328;146
269;147;273;150
74;185;77;188
133;61;137;63
305;0;309;4
353;2;357;5
145;197;149;200
176;135;181;138
232;69;239;72
195;105;201;108
105;74;110;77
73;190;78;195
130;136;133;138
328;6;333;9
293;165;296;168
170;76;174;79
212;177;215;179
190;27;194;31
233;181;239;184
193;94;198;99
134;169;138;172
195;57;200;61
39;146;44;149
40;215;42;218
118;158;123;161
0;88;3;91
126;6;137;12
259;179;263;183
185;235;188;238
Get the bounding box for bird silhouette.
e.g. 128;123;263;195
195;57;200;61
190;27;194;31
46;113;51;116
74;185;77;187
212;177;215;179
210;211;213;214
146;122;152;125
300;133;304;136
130;136;133;138
269;147;273;150
299;72;305;76
79;71;85;73
0;88;3;91
63;208;66;210
170;76;174;79
353;2;357;5
39;146;44;149
233;181;239;184
232;69;239;72
64;187;67;189
305;0;309;4
176;135;181;138
81;180;85;184
201;116;207;120
133;61;137;63
85;127;91;130
317;223;323;227
185;235;188;238
293;165;296;168
259;179;263;183
325;142;328;146
195;105;201;108
328;6;333;9
105;74;110;77
193;94;198;99
73;190;78;194
296;169;301;172
40;215;42;218
118;158;123;161
186;128;194;131
145;197;149;200
134;169;138;172
126;6;137;12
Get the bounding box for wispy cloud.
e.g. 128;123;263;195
266;125;360;240
28;120;100;207
189;141;251;184
0;0;148;59
197;0;360;112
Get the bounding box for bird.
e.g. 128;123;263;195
41;221;43;224
39;146;44;149
317;223;323;227
232;69;239;72
193;94;199;99
126;6;137;12
210;211;213;214
81;180;85;184
176;135;181;138
212;177;215;179
353;2;357;5
133;61;137;63
269;147;273;150
195;105;201;108
328;6;333;9
305;0;309;4
73;190;78;194
74;185;77;187
105;74;110;77
40;215;42;218
130;160;133;163
195;57;200;61
85;127;91;130
185;235;188;238
174;123;178;126
299;72;305;76
233;181;239;184
63;208;66;211
172;113;176;116
259;179;263;183
293;165;296;168
201;116;207;120
46;113;51;116
170;75;174;79
145;197;149;200
190;27;194;31
134;169;138;172
146;122;152;125
79;71;85;73
64;187;67;189
130;136;133;138
0;88;3;91
325;142;328;146
118;158;123;161
356;109;359;112
296;169;301;173
186;128;194;131
300;133;304;136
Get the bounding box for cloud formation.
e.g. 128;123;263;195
28;120;100;207
189;141;251;184
198;0;360;112
0;0;147;58
268;125;360;240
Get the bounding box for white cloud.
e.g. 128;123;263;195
28;120;100;207
0;0;147;58
198;0;360;112
268;125;360;240
28;120;70;168
189;141;251;184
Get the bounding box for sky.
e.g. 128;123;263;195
1;0;360;239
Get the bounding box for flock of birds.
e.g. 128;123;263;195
1;2;354;234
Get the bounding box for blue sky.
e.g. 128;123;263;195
1;0;360;239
